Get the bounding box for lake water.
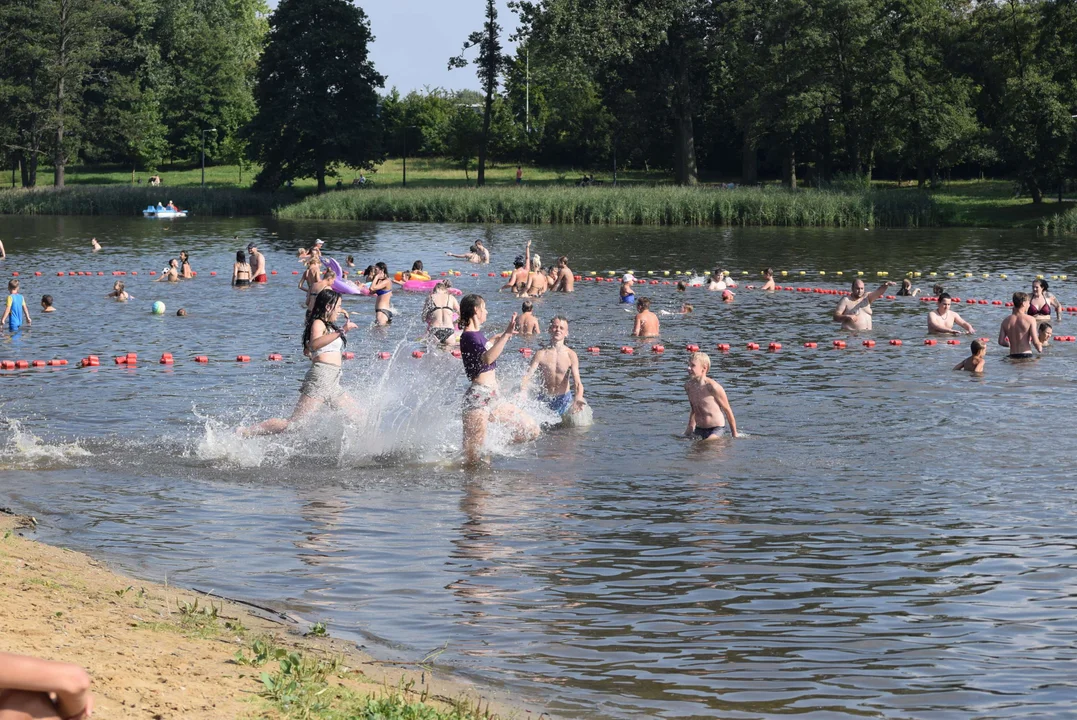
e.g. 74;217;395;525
2;216;1076;719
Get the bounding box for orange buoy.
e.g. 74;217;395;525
271;270;277;275
10;272;18;277
194;355;209;363
160;353;174;364
803;342;818;348
833;340;846;349
114;356;127;365
149;270;156;276
293;270;299;275
620;346;634;354
924;339;937;345
267;353;283;361
746;342;760;350
863;339;876;347
885;295;896;300
236;355;251;362
587;346;600;353
768;342;782;352
889;339;902;346
34;271;42;276
14;360;28;369
411;350;424;359
992;300;1002;305
48;359;64;366
651;344;665;353
717;343;731;352
685;344;700;352
86;355;100;366
0;360;14;370
31;360;45;367
210;271;217;276
377;352;391;360
947;339;960;345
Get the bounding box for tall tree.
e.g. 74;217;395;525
449;0;505;187
247;0;385;191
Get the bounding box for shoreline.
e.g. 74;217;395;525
0;511;548;720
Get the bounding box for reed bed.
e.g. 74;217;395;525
276;185;948;228
0;186;284;216
1040;207;1077;233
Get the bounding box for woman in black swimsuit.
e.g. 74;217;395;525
370;262;393;325
232;250;252;287
423;279;460;344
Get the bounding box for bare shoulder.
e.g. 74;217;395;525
707;377;726;394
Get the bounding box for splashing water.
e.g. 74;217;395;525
0;419;92;469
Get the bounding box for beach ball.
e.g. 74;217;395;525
151;301;166;315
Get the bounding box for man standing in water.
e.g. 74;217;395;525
833;278;895;331
927;293;975;335
248;242;267;283
553;256;574;292
999;291;1042;359
521;315;588;423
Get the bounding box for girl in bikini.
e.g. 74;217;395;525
371;262;393;325
423;279;460;344
1029;279;1062;322
232;250;252;286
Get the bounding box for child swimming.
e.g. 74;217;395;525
953;338;987;372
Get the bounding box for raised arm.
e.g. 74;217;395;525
482;313;518;365
865;281;895;304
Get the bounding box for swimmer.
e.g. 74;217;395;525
179;250;193;279
1029;279;1062;322
676;281;687;292
523;252;549;297
346;255;355;268
932;283;946;297
241;289;362;436
155;258;179;282
177;308;187;316
632;297;660;337
761;268;776;292
927;293;974;334
307;267;336;310
370;262;393;325
232;250;252;287
423;279;460;344
1039;321;1053;347
516;300;540;334
707;271;727;291
684;351;740;440
552;256;574;292
40;294;54;312
502;240;532;293
298;256;321;302
2;279;30;332
620;273;636;303
721;289;734;303
474;239;490;264
248;242;267;283
447;245;484;264
833;279;895;331
90;237;101;252
459;294;540;464
954;338;987;373
897;278;920;297
105;280;132;301
682;302;694;314
0;651;94;720
998;291;1042;359
520;315;589;423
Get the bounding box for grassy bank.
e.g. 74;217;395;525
277;185;949;227
0;512;532;719
0;185;287;216
1040;206;1077;233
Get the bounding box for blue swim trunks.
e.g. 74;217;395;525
541;393;573;416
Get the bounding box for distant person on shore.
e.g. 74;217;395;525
106;280;131;301
632;297;660;337
423;279;460;345
761;268;775;291
458;293;539;465
1029;279;1062;322
447;245;484;264
897;278;920;297
156;258;179;283
620;273;637;304
516;166;523;185
2;279;30;332
684;352;740;440
998;292;1042;359
833;279;895;332
0;651;94;720
553;256;574;292
520;315;590;425
179;250;193;279
40;295;54;313
90;237;101;252
954;339;987;373
248;242;266;283
233;250;252;287
241;289;361;436
927;293;975;334
515;300;540;334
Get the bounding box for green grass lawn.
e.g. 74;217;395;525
885;179;1077;228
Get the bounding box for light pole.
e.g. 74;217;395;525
201;128;217;188
402;125;417;188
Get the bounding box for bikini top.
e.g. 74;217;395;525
1029;298;1051;315
311;328;344;357
374;288;390;296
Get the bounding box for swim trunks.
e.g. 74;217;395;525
431;326;454;343
234;279;251;287
621;294;635;304
299;362;343;405
1008;352;1035;359
541;392;573;416
463;383;497;412
692;426;725;439
253;274;267;283
377;307;393;324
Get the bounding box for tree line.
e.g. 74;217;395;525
2;0;1075;200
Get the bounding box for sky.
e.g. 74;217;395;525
265;0;520;94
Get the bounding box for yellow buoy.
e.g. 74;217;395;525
663;270;669;276
964;273;972;278
857;271;864;276
982;273;990;278
799;270;806;275
1052;275;1059;280
947;272;955;277
929;271;936;276
1060;275;1068;280
1000;274;1008;279
820;271;826;275
836;271;843;276
590;271;597;275
781;270;788;276
1037;274;1044;279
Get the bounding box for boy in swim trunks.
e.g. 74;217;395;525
998;292;1041;359
516;301;540;334
684;351;740;440
520;315;587;422
954;338;987;372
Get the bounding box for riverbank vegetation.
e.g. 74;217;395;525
0;186;284;216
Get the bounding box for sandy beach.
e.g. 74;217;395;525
0;511;542;719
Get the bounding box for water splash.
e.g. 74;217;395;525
0;419;92;469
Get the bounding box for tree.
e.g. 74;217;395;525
247;0;385;191
449;0;506;187
446;104;482;183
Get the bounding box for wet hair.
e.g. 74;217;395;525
176;308;187;317
676;281;687;292
764;267;773;277
901;278;911;288
551;314;569;326
459;294;485;326
8;279;18;291
558;255;568;266
41;294;52;307
113;281;125;291
689;351;710;369
683;303;694;313
236;250;246;263
411;260;424;272
346;255;354;264
169;258;178;268
636;297;651;311
469;245;478;253
435;278;452;290
362;265;374;278
1039;322;1053;341
303;289;344;352
971;339;985;354
532;253;541;268
1013;291;1029;307
932;284;945;296
937;292;952;303
375;261;388;275
514;256;525;268
180;251;189;262
522;300;534;312
1034;278;1049;292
